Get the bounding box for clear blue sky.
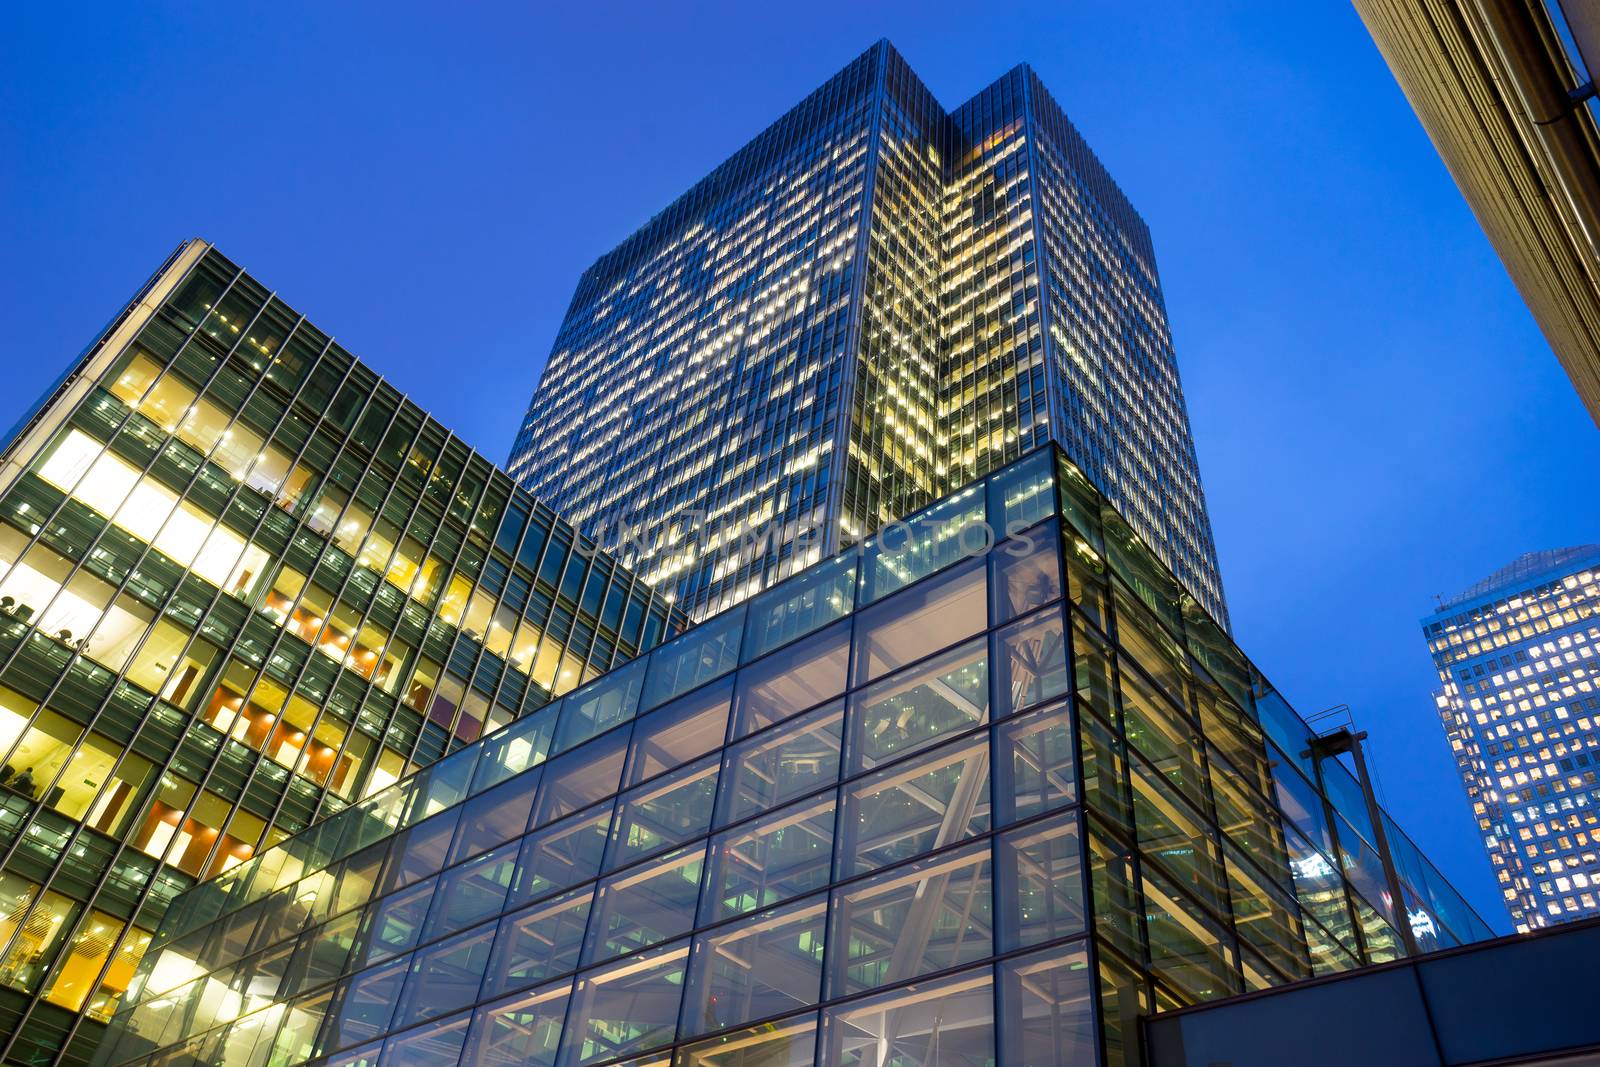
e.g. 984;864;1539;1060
6;1;1599;931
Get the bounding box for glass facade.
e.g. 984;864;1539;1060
1423;544;1600;930
507;41;1228;629
99;447;1490;1067
0;242;683;1067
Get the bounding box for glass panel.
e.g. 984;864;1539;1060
837;733;989;876
1141;865;1239;1003
674;1012;816;1067
994;608;1068;718
362;877;436;965
1130;753;1227;917
852;558;986;684
990;521;1062;624
986;450;1055;533
558;940;688;1067
393;924;495;1027
825;841;992;995
328;958;407;1051
997;943;1095;1067
482;887;593;999
996;812;1085;951
533;730;626;827
731;621;849;739
819;967;994;1067
994;702;1077;825
463;979;571;1067
510;803;613;909
584;845;705;963
427;845;517;940
605;755;720;870
627;680;733;787
451;777;538;864
680;895;825;1038
846;638;987;774
384;1010;470;1067
701;796;835;924
717;702;842;825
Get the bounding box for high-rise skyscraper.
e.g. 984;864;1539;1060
508;41;1227;627
93;446;1491;1067
1423;544;1600;930
0;240;681;1067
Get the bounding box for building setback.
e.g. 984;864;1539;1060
0;241;682;1067
1423;544;1600;930
95;446;1491;1067
508;40;1228;628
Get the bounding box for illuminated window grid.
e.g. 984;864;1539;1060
102;447;1491;1067
0;242;682;1067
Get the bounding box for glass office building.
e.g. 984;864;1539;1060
507;40;1228;628
0;240;682;1067
1423;544;1600;930
97;446;1489;1067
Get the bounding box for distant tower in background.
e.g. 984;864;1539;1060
508;40;1228;626
1422;544;1600;929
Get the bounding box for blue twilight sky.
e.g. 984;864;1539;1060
5;2;1599;931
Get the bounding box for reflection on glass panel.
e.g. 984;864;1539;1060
385;809;461;892
41;908;128;1012
1208;748;1292;895
482;888;592;999
641;608;745;713
717;702;842;825
702;796;835;924
674;1012;817;1067
858;485;986;605
510;803;613;909
627;680;733;786
393;924;495;1028
584;845;704;963
996;812;1085;951
605;755;720;870
743;551;855;660
384;1009;470;1067
998;942;1095;1067
731;621;849;739
473;705;557;793
847;639;987;774
1079;706;1131;838
987;452;1056;533
838;733;989;875
990;523;1062;624
994;703;1076;826
558;940;688;1067
994;608;1068;718
680;895;825;1038
1088;829;1143;966
1141;865;1239;1004
557;658;646;752
852;558;986;684
463;979;572;1067
826;842;992;996
819;967;994;1067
